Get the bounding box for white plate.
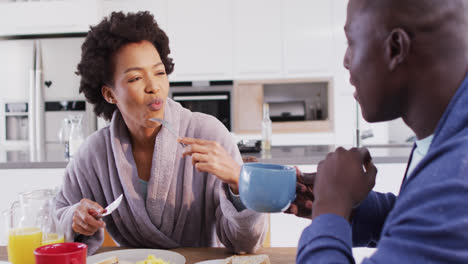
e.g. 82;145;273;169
352;247;377;264
194;260;224;264
87;248;186;264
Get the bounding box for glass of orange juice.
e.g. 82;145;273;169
8;227;43;264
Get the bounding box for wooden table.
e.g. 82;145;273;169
0;246;297;264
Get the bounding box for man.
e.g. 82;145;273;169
289;0;468;263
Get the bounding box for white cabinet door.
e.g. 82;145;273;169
0;0;99;36
41;38;85;101
283;0;333;77
167;0;233;81
101;0;168;31
233;0;282;79
0;40;33;102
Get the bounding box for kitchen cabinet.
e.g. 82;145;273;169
0;0;99;37
167;0;233;81
101;0;168;31
283;0;333;77
233;0;283;79
0;40;32;102
1;0;338;82
233;79;334;135
233;0;333;80
0;38;85;102
41;38;85;101
233;83;264;133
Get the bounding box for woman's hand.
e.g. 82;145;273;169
179;137;241;194
72;198;106;236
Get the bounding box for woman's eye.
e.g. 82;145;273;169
128;77;141;83
155;71;166;76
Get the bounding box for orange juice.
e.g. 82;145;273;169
7;227;42;264
42;233;65;245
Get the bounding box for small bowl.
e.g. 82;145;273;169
239;163;296;212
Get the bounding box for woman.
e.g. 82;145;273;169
55;11;267;255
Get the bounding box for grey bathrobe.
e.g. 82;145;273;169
55;98;267;255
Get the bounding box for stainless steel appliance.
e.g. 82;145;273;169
269;101;306;122
169;80;232;131
0;36;96;162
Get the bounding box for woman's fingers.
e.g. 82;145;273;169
73;224;93;236
73;216;96;234
183;144;210;157
179;137;211;146
73;214;97;236
191;153;210;166
195;162;212;173
83;212;106;229
73;199;106;236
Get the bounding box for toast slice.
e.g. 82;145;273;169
224;254;271;264
94;256;119;264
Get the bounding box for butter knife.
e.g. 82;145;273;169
98;194;123;218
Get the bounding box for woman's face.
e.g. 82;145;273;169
103;40;169;131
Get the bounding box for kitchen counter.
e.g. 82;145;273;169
244;144;411;165
0;161;67;169
0;145;412;169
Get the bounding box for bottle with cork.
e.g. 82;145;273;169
261;103;272;152
315;92;323;120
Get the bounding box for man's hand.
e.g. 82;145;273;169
312;147;377;221
284;168;315;219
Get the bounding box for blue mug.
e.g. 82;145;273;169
239;163;296;213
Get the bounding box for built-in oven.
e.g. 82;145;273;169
169;80;232;131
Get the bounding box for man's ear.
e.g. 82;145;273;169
101;85;116;104
385;28;411;71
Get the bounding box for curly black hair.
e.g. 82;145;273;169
77;11;174;121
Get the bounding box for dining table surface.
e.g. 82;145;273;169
0;246;297;264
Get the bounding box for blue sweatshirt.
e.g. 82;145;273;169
297;73;468;264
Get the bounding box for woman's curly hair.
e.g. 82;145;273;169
77;11;174;121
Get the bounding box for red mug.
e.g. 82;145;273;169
34;242;87;264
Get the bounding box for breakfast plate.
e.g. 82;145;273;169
87;248;186;264
194;260;224;264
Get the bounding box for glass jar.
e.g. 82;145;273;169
3;189;64;264
69;114;84;159
58;117;71;161
261;103;272;152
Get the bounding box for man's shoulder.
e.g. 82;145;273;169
427;133;468;172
